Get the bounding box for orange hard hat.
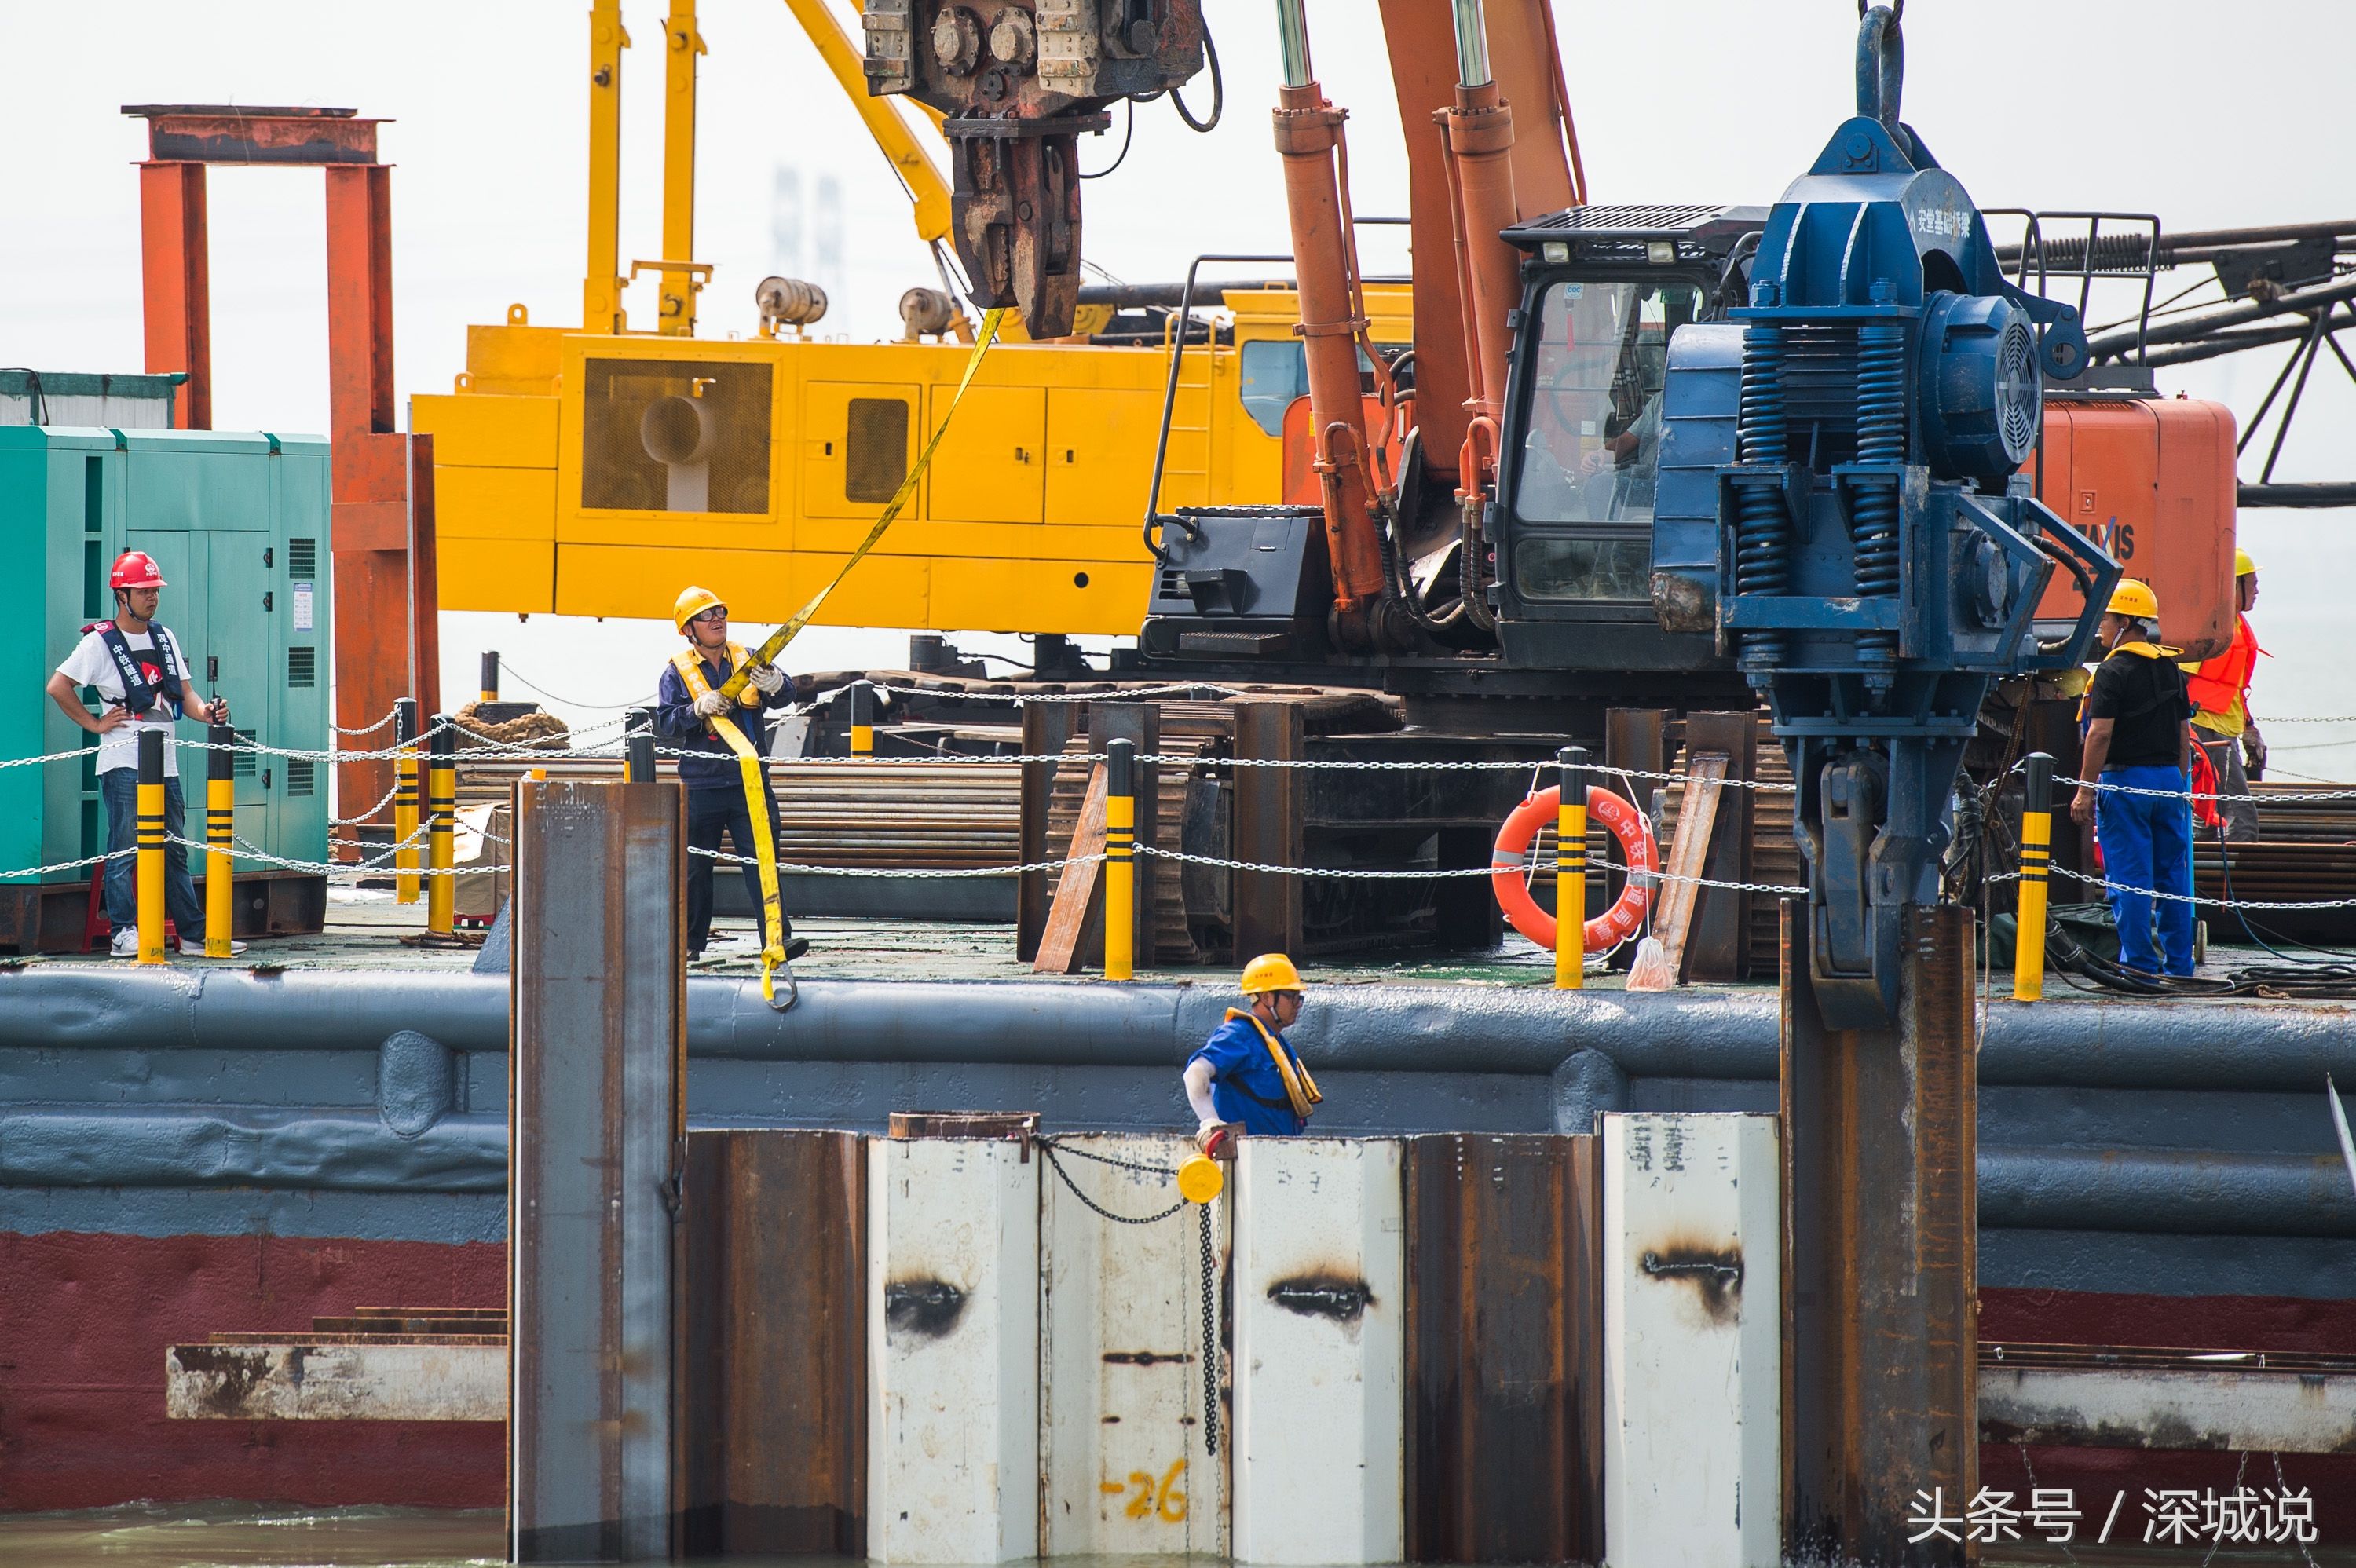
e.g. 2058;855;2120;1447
110;550;166;590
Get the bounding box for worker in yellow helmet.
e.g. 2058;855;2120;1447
654;586;809;964
2072;579;2197;977
2180;547;2266;841
1181;953;1322;1154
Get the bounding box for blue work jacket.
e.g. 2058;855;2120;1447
653;650;782;791
1188;1014;1311;1137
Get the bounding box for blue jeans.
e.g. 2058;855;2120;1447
101;768;206;937
2096;763;2196;976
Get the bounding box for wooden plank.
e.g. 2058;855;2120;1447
1652;752;1728;985
1033;763;1109;974
1018;701;1081;962
1681;711;1757;982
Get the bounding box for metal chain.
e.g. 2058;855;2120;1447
0;847;125;879
690;846;1104;879
1036;1136;1179;1175
1992;864;2356;911
1033;1140;1185;1226
1134;844;1809;894
332;709;401;737
1198;1201;1220;1457
328;777;404;828
2064;773;2356;804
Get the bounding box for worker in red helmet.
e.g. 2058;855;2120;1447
44;550;244;958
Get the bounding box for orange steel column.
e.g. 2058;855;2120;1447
137;162;212;429
1440;79;1521;431
325;162;422;820
1271;4;1391;648
1376;0;1473;487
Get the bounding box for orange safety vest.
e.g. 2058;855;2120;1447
2184;614;2260;718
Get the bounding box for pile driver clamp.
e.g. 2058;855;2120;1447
862;0;1209;338
1669;3;2120;1026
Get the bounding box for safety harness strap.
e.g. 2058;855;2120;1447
1224;1007;1322;1120
671;645;791;1007
90;620;185;716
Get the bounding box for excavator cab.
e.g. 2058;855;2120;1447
1488;204;1765;672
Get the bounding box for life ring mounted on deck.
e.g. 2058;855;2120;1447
1491;785;1658;952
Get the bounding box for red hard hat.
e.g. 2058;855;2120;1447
110;550;166;590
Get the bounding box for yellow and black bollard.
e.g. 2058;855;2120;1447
849;679;875;758
2014;751;2055;1002
136;729;166;966
1556;744;1588;990
426;715;456;938
480;651;500;706
393;699;421;905
1104;736;1136;981
205;723;236;957
626;715;656;784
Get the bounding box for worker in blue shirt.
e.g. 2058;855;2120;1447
1183;953;1322;1151
653;586;810;964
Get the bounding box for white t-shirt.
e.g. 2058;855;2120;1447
55;623;203;777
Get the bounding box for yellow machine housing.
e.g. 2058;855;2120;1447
414;287;1411;635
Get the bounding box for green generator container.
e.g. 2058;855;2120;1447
0;425;332;948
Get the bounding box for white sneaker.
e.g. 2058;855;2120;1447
109;930;139;958
178;937;249;957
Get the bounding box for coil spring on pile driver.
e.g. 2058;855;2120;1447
1733;323;1791;668
1851;319;1906;666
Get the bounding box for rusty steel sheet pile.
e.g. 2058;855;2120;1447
507;776;687;1563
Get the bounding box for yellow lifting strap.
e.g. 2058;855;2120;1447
1225;1007;1323;1120
715;308;1008;707
690;309;1004;1006
671;641;794;1005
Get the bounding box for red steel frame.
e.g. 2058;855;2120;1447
126;105;440;826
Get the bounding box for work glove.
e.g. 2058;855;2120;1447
692;689;729;718
1194;1120;1242;1160
2244;728;2267;781
748;663;786;695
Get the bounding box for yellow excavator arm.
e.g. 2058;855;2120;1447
778;0;952;246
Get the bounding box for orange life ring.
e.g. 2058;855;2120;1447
1491;784;1659;952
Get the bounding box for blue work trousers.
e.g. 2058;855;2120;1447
2096;763;2196;977
101;768;205;936
685;784;790;956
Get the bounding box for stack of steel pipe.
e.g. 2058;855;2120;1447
2192;780;2356;943
457;755;1020;872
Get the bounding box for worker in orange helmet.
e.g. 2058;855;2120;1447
2179;547;2266;841
44;550;244;958
1182;953;1322;1156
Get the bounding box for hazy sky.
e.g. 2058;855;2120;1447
4;2;2351;766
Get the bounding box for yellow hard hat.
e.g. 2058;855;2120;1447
1240;952;1304;995
2234;547;2258;578
2105;579;2160;621
673;585;725;633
